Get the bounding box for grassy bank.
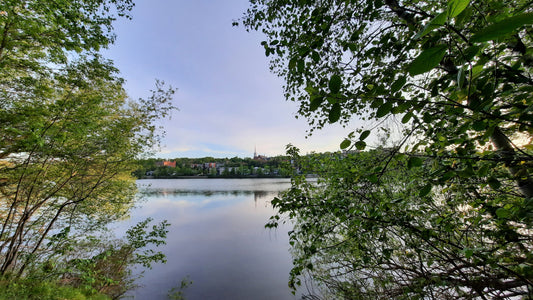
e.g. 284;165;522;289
0;278;111;300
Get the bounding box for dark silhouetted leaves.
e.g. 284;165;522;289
408;45;447;76
329;103;341;123
407;156;423;169
310;96;324;111
359;130;370;140
329;74;342;94
340;139;351;149
376;102;393;118
419;183;432;197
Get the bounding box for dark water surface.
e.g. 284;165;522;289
116;178;298;300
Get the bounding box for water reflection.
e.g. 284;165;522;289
141;188;275;198
119;179;298;300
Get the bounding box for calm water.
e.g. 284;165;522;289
116;178;299;300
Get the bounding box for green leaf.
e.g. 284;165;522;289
488;177;501;190
495;208;510;219
414;12;447;39
326;96;337;104
402;111;413;123
471;65;483;78
471;13;533;43
329;74;342;94
391;76;406;93
376;102;393;118
297;59;305;72
340;139;351;149
419;183;432;197
472;120;486;131
311;51;320;63
408;156;423;169
464;248;474;258
368;174;378;183
457;67;465;88
447;0;470;18
408;45;447;76
355;141;366;150
288;58;297;70
359;130;370;140
463;46;480;61
329;103;341;123
441;171;456;181
310;96;324;111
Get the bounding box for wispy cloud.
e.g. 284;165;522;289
105;0;355;158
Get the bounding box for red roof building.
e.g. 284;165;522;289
156;160;176;168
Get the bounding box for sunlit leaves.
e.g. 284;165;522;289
447;0;470;18
414;12;446;39
0;0;174;278
471;13;533;42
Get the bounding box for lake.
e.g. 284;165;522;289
115;178;299;300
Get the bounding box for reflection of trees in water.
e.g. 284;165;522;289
139;189;280;201
254;190;273;207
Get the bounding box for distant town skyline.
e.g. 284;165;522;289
104;0;359;158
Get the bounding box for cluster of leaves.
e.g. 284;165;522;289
0;218;168;300
59;218;169;299
0;0;174;295
242;0;533;298
271;147;532;298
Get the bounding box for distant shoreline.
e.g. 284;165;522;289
137;175;290;180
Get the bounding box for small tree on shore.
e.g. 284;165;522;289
0;0;175;279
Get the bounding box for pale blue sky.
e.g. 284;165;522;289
105;0;354;158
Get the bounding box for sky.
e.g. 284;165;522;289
104;0;355;158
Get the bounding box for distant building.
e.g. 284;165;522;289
156;160;176;168
253;146;268;161
204;162;216;168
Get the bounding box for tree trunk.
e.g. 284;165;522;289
491;126;533;198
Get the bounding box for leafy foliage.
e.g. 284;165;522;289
242;0;533;298
0;278;110;300
63;218;169;299
0;0;175;294
271;148;532;298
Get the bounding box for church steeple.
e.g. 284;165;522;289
253;146;268;161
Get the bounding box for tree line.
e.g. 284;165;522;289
133;156;294;178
